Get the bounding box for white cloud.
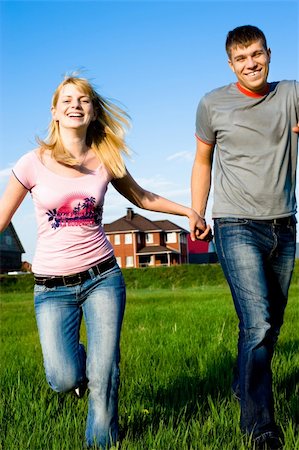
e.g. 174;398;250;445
134;175;174;190
166;151;194;162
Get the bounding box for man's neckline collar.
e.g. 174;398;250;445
236;82;270;98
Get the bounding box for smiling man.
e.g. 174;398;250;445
227;33;271;95
191;25;298;449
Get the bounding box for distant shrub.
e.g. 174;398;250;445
122;263;227;289
0;273;34;292
1;261;298;293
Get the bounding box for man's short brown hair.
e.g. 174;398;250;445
225;25;268;58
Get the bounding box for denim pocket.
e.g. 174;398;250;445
34;284;58;295
284;223;296;241
34;284;59;309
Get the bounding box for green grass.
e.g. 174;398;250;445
1;278;298;449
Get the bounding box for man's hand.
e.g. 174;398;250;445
292;122;299;133
194;220;213;242
195;225;213;242
189;211;213;242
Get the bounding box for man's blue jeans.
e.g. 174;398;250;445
214;217;296;439
34;263;126;449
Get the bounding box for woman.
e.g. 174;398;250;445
0;76;209;449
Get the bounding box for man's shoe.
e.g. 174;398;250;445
254;432;283;449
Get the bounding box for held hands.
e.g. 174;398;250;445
188;209;213;242
292;122;299;133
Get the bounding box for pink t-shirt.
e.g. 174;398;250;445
13;150;114;275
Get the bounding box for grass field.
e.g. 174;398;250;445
1;270;298;449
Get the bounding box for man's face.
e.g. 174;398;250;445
228;39;271;94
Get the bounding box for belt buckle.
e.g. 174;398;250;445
63;274;81;287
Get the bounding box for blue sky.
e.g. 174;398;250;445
1;0;298;262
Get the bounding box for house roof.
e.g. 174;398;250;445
104;214;161;232
104;209;188;234
153;219;188;233
137;245;180;255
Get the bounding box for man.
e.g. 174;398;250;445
191;25;298;449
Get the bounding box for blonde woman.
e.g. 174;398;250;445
0;76;210;449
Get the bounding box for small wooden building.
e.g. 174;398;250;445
0;223;25;274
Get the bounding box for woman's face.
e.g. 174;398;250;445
51;84;96;131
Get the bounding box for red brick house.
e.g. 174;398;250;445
104;208;188;268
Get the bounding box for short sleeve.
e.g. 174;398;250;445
295;81;299;117
12;151;37;190
195;96;215;144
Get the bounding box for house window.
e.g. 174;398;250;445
116;257;122;267
5;236;12;246
106;235;110;242
126;256;134;267
125;233;132;244
166;232;177;243
146;233;153;244
114;234;120;245
137;234;141;244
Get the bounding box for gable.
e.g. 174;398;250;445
0;223;25;253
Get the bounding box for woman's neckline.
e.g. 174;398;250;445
33;149;101;179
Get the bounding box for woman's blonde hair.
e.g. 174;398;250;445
38;76;130;178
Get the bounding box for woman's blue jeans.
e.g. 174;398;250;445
214;217;296;439
34;263;126;449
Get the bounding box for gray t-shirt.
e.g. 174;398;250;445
196;81;299;219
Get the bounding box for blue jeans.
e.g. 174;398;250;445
34;263;126;449
214;217;296;439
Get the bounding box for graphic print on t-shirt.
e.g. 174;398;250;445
46;194;102;229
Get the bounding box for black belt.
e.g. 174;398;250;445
34;256;117;288
253;216;294;226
